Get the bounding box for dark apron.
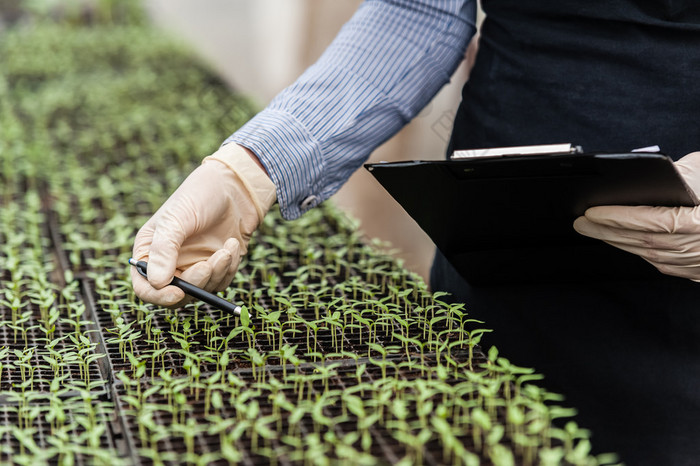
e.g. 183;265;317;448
432;2;700;464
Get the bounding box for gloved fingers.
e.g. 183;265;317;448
210;238;241;293
131;222;187;307
654;265;700;282
224;237;242;271
574;215;644;244
583;205;700;234
674;151;700;196
147;211;188;289
625;250;700;281
179;260;214;288
176;260;215;308
130;266;185;307
203;247;233;293
132;219;155;264
574;216;700;252
574;217;686;251
594;237;700;266
575;216;700;280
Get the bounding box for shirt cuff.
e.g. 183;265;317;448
224;109;323;220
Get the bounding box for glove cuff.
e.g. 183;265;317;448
203;143;277;223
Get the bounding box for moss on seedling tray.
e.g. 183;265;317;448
0;6;619;466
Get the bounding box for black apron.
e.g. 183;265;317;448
432;2;700;464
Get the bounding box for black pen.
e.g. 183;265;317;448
129;258;241;315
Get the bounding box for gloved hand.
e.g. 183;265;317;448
131;143;276;306
573;151;700;281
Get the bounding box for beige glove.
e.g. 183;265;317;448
131;143;276;306
573;151;700;281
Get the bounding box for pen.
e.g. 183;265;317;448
128;258;241;315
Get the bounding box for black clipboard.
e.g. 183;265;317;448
365;151;699;284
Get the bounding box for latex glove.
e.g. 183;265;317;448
573;151;700;281
131;143;276;306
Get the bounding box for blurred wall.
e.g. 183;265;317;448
145;0;481;283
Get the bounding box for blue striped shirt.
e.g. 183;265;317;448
224;0;477;219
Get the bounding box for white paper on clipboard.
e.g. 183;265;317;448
450;143;583;159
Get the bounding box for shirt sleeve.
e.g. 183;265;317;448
224;0;477;220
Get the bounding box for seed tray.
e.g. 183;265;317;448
42;187;551;466
0;400;121;465
0;349;104;394
107;352;494;466
112;394;288;466
0;215;108;395
43;206;78;279
85;281;473;377
79;250;496;465
0;318;108;395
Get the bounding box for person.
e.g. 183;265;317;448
131;1;700;463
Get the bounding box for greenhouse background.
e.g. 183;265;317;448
0;1;616;464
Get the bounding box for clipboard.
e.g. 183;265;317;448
365;150;699;284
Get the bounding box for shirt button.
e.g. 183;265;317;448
300;195;319;210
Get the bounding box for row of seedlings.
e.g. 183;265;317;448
0;190;120;464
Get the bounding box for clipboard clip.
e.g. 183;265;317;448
450;143;583;160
